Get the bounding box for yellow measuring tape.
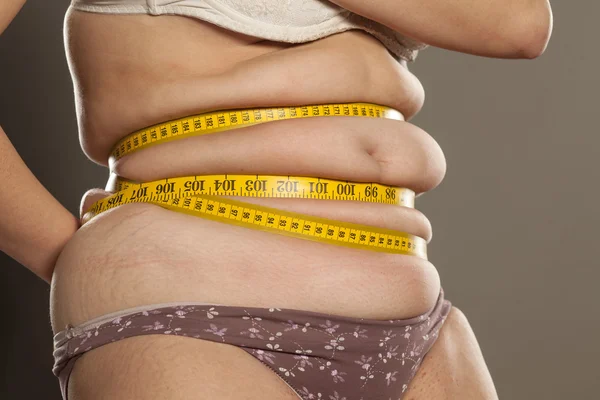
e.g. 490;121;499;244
111;103;403;161
109;175;415;207
88;103;427;258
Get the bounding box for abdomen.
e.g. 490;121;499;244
51;9;444;331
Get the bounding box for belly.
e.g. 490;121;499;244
51;10;445;330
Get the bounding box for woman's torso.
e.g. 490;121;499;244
51;9;446;331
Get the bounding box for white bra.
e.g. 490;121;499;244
70;0;426;62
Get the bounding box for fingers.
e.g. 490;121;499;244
80;188;113;225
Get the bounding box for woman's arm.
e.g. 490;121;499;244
1;1;79;282
0;127;79;283
330;0;553;59
1;0;26;33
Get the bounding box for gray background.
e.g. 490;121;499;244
1;1;598;399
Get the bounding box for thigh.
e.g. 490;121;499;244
68;335;300;400
406;307;499;400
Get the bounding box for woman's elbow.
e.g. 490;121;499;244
506;1;554;59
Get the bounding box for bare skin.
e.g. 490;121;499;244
50;11;489;399
0;1;553;399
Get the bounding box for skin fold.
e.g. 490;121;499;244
1;1;552;398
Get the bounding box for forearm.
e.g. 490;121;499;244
0;0;26;34
330;0;553;59
0;126;79;283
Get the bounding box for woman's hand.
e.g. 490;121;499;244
0;1;81;283
79;188;113;226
